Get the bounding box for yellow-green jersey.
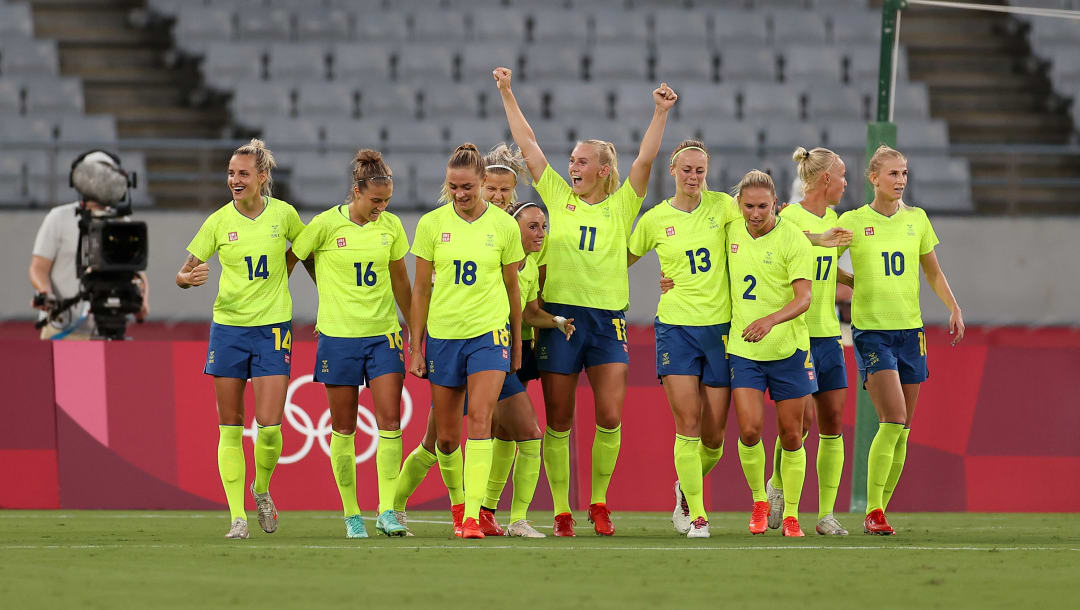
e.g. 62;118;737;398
187;197;304;326
779;203;842;337
838;204;939;330
412;203;525;339
291;206;409;338
518;255;540;341
726;217;814;361
628;190;740;326
535;165;644;310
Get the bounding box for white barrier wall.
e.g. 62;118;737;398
2;209;1077;325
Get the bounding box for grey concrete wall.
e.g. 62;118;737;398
3;208;1077;326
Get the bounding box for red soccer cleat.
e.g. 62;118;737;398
553;512;576;537
461;517;485;539
781;516;805;537
451;503;465;537
749;501;770;534
479;508;505;536
863;508;895;535
588;503;615;536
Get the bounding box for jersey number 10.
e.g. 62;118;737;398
881;251;905;276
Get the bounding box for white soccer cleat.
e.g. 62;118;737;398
672;481;692;534
394;510;414;536
507;519;546;538
250;483;278;533
687;516;710;539
225;517;249;539
816;514;849;536
765;480;784;530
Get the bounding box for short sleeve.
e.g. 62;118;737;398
500;216;525;265
614;178;645;224
410;213;435;261
186;213;218;262
535;165;573;211
627;212;654;257
389;217;410;260
525;275;539;303
786;230;814;284
290;213;322;260
836;211;854;256
919;211;939;255
31;209;62;260
285;204;305;242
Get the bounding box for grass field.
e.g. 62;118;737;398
1;511;1076;609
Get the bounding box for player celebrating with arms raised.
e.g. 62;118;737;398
290;149;411;539
494;65;676;536
838;145;964;535
176;139;305;539
726;170;816;537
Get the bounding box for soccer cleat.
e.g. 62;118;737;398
250;483;278;533
749;501;769;534
765;480;784;530
588;503;615;536
479;508;505;536
507;519;546;538
782;516;805;537
672;480;692;534
376;510;407;537
863;509;895;535
460;517;485;539
553;512;577;537
393;510;414;536
816;514;849;536
225;517;249;539
344;514;368;539
687;516;710;539
451;503;465;536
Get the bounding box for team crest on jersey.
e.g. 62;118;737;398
441;232;451;242
602;206;611;218
486;234;495;247
566;203;576;212
665;226;675;237
730;244;738;253
321;359;330;373
381;233;390;246
907;224;915;236
336;237;347;248
228;232;238;242
270;224;280;238
864;227;875;236
708;216;719;229
763;250;773;265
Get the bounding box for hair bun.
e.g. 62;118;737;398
248;138;266;149
792;147;810;162
353;149;383;165
456;142;479;153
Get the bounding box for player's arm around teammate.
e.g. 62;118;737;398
838;145;964;535
289;150;411;539
626;140;740;539
763;147;854;536
725;170;816;538
175;139;304;540
407;143;524;539
493;65;676;536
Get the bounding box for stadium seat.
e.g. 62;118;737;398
846;43;908;83
907;156;972;212
614;81;666;120
550;83;612;121
0;2;34;39
893;81;932;119
654;46;717;83
296;83;356;118
0;152;26;204
700;121;761;154
0;79;23;114
354;13;409;43
412;11;470;41
674;83;738;121
332;44;392;81
0;40;60;76
739;83;802;120
528;120;575;152
268;44;330;84
227;81;292;128
261;118;323;148
523;44;587;82
770;11;828;44
445;119;509;150
396;44;458;82
896;119;949;150
421;83;482;119
406;152;456;205
202;43;265;90
589;43;651;81
357;84;418;119
0;116;54;143
823;119;868;149
322;118;383;150
652;11;710;47
804;84;867;120
503;83;544;118
24;78;84;116
288;152;354;207
461;43;521;82
173;7;234;56
471;9;527;42
712;10;769;46
530;9;590;44
236;9;292;39
718;47;779;83
829;11;881;45
592;12;650;44
295;8;353;42
57;115;118;145
760;119;823;151
384;122;446;152
781;45;843;84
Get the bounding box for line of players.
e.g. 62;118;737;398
176;67;965;540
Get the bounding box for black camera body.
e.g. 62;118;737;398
77;210;148;340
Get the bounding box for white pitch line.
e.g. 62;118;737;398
2;544;1076;552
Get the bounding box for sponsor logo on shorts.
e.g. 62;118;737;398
867;352;879;367
566;203;576;212
399;352;404;362
864;227;874;236
428;360;435;372
623;344;629;352
228;232;238;242
502;348;508;359
661;352;670;366
730;244;738;253
284;353;291;364
321;359;329;373
665;226;675;237
441;233;451;242
808;370;815;380
208;350;215;364
336;237;347;248
538;346;548;360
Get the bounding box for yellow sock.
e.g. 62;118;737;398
674;434;706;520
543;427;572;515
738;438;766;503
217;425;246;521
376;429;402;514
509;439;541;523
483;438;517;510
591;424;621;505
464;438;493;520
330;431;360;517
436;445;465;506
699;442;723;477
394;444;436;512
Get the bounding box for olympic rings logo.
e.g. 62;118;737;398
242;375;414;465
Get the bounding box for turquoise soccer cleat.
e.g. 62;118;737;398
376;510;408;537
344;514;368;539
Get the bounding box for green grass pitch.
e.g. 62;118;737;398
2;511;1076;609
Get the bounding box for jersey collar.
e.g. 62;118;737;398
231;196;269;221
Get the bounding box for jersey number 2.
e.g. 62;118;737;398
245;255;268;280
743;274;757;300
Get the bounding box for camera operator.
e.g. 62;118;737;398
28;151;149;340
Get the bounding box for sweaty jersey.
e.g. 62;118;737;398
726;217;814;361
535;165;644;310
291;205;409;338
187;197;304;326
779;203;842;337
518;255;540;341
838;204;939;330
412;203;525;339
628;190;740;326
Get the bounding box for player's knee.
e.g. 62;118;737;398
739;429;761;446
779;430;803;451
436;439;459;455
702;428;725;448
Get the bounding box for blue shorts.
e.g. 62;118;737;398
426;330;511;388
852;327;928;386
537;303;629;374
655;320;731;387
314;332;405;386
810;336;848;394
498;370;527;402
517;339;540;383
730;349;818;402
205;321;292;379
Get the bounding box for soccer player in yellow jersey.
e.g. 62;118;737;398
726;170;816;537
838;145;964;535
764;146;856;536
408;143;525;539
176;139;305;539
627;140;740;538
494;65;676;536
290;149;412;539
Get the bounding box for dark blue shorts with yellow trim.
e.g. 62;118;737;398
730;349;818;402
427;329;511;388
205;321;292;379
810;336;848;394
852;327;928;386
655;319;731;387
537;303;628;374
314;332;405;386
